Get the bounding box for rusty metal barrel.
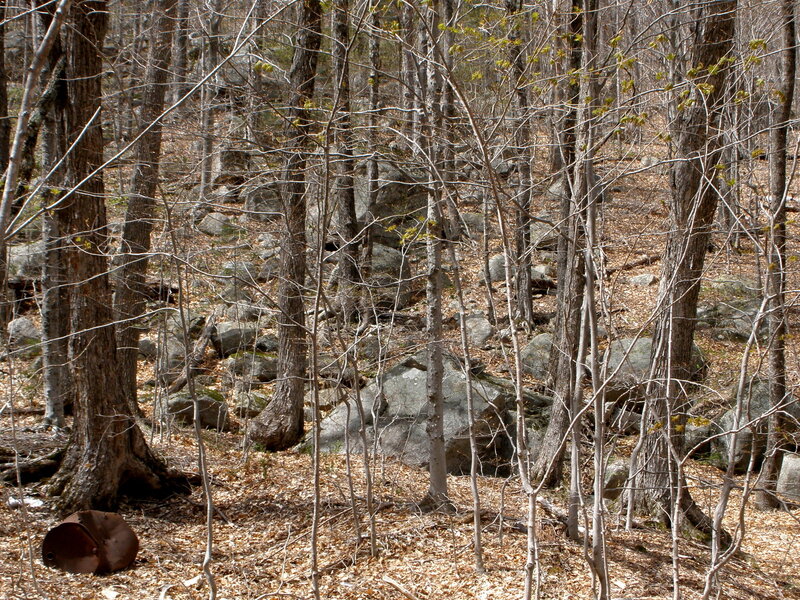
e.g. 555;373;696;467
41;510;139;574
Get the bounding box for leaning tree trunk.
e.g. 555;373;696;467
632;0;736;533
756;0;795;510
113;0;177;416
48;0;185;514
247;0;321;450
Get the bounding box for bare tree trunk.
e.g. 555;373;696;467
171;0;189;103
37;13;71;428
17;1;74;428
331;0;359;323
0;0;71;334
421;0;449;509
199;0;222;201
247;0;321;450
48;0;185;513
400;2;416;149
359;0;381;324
0;2;9;174
532;0;584;486
506;0;533;325
113;0;177;416
632;0;736;534
756;0;795;510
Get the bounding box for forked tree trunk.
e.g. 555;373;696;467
247;0;321;450
113;0;177;416
48;0;186;514
632;0;736;533
757;0;795;510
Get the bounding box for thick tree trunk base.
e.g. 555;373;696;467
48;423;189;516
754;489;782;511
417;492;455;514
246;408;303;451
681;493;732;549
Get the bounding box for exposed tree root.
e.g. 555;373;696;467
0;447;65;483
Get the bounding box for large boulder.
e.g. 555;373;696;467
156;388;231;431
459;212;486;240
487;254;555;290
488;254;506;283
233;389;270;419
303;387;343;421
520;333;553;381
368;244;414;309
777;453;800;501
603;461;629;501
243;181;283;222
530;221;558;251
163;309;206;338
696;298;765;342
601;337;707;404
225;351;278;383
156;337;189;385
311;353;551;474
138;337;158;361
684;416;720;457
7;317;41;356
353;161;428;246
713;380;800;473
219;261;259;285
8;241;45;280
697;277;764;342
211;146;250;186
211;322;258;357
464;313;494;348
198;212;241;237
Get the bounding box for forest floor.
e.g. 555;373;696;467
1;421;800;600
3;133;800;598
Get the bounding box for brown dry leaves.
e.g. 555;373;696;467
2;425;799;600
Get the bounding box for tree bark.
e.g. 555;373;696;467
247;0;322;450
113;0;177;417
199;0;222;201
506;0;533;324
756;0;795;510
171;0;189;103
632;0;736;531
533;0;584;486
0;2;9;174
331;0;359;323
420;0;449;509
38;30;71;427
48;0;186;514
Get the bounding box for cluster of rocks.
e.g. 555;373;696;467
6;148;800;502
